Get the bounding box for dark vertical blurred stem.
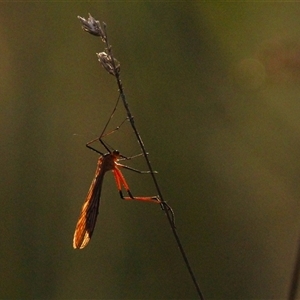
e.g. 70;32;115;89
288;235;300;300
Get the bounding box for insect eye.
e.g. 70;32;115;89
113;150;120;156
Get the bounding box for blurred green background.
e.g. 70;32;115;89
1;2;300;299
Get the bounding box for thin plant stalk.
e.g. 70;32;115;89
78;14;205;300
104;35;204;300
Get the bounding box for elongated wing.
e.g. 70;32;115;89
73;157;105;249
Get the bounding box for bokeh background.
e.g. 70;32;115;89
1;2;300;299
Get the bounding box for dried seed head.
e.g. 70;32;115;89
96;52;120;76
77;13;106;41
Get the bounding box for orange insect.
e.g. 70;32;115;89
73;137;160;249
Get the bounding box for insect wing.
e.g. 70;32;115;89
73;157;105;249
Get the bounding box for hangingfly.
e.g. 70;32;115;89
73;149;160;249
